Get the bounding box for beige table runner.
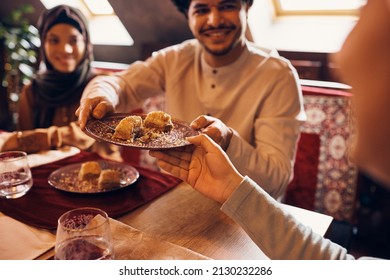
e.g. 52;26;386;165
0;212;55;260
110;218;210;260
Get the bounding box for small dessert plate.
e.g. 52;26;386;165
48;160;139;194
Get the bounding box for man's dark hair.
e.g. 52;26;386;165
171;0;254;15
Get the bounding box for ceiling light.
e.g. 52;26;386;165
83;0;113;15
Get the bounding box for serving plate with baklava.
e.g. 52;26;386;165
84;111;199;149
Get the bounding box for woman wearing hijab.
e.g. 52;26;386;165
19;4;94;129
0;5;120;160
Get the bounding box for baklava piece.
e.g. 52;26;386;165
112;115;143;141
143;111;174;133
97;169;121;189
78;161;101;181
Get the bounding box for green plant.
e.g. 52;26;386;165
0;4;40;96
0;4;40;129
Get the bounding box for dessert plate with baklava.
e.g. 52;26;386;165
48;160;139;194
84;111;199;150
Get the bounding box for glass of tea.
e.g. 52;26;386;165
55;207;115;260
0;151;33;199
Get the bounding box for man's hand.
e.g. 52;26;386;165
75;75;120;130
190;115;233;151
76;96;115;130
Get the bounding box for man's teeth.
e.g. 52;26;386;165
208;32;225;37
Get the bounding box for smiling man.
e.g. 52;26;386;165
187;0;247;66
77;0;305;198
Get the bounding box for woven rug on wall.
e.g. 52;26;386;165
302;95;358;222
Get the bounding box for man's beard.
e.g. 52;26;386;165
203;43;235;57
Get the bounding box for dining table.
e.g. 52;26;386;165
0;147;333;260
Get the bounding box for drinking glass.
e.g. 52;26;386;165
0;151;33;199
55;207;115;260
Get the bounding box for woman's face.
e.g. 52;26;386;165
44;23;86;73
336;0;390;186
